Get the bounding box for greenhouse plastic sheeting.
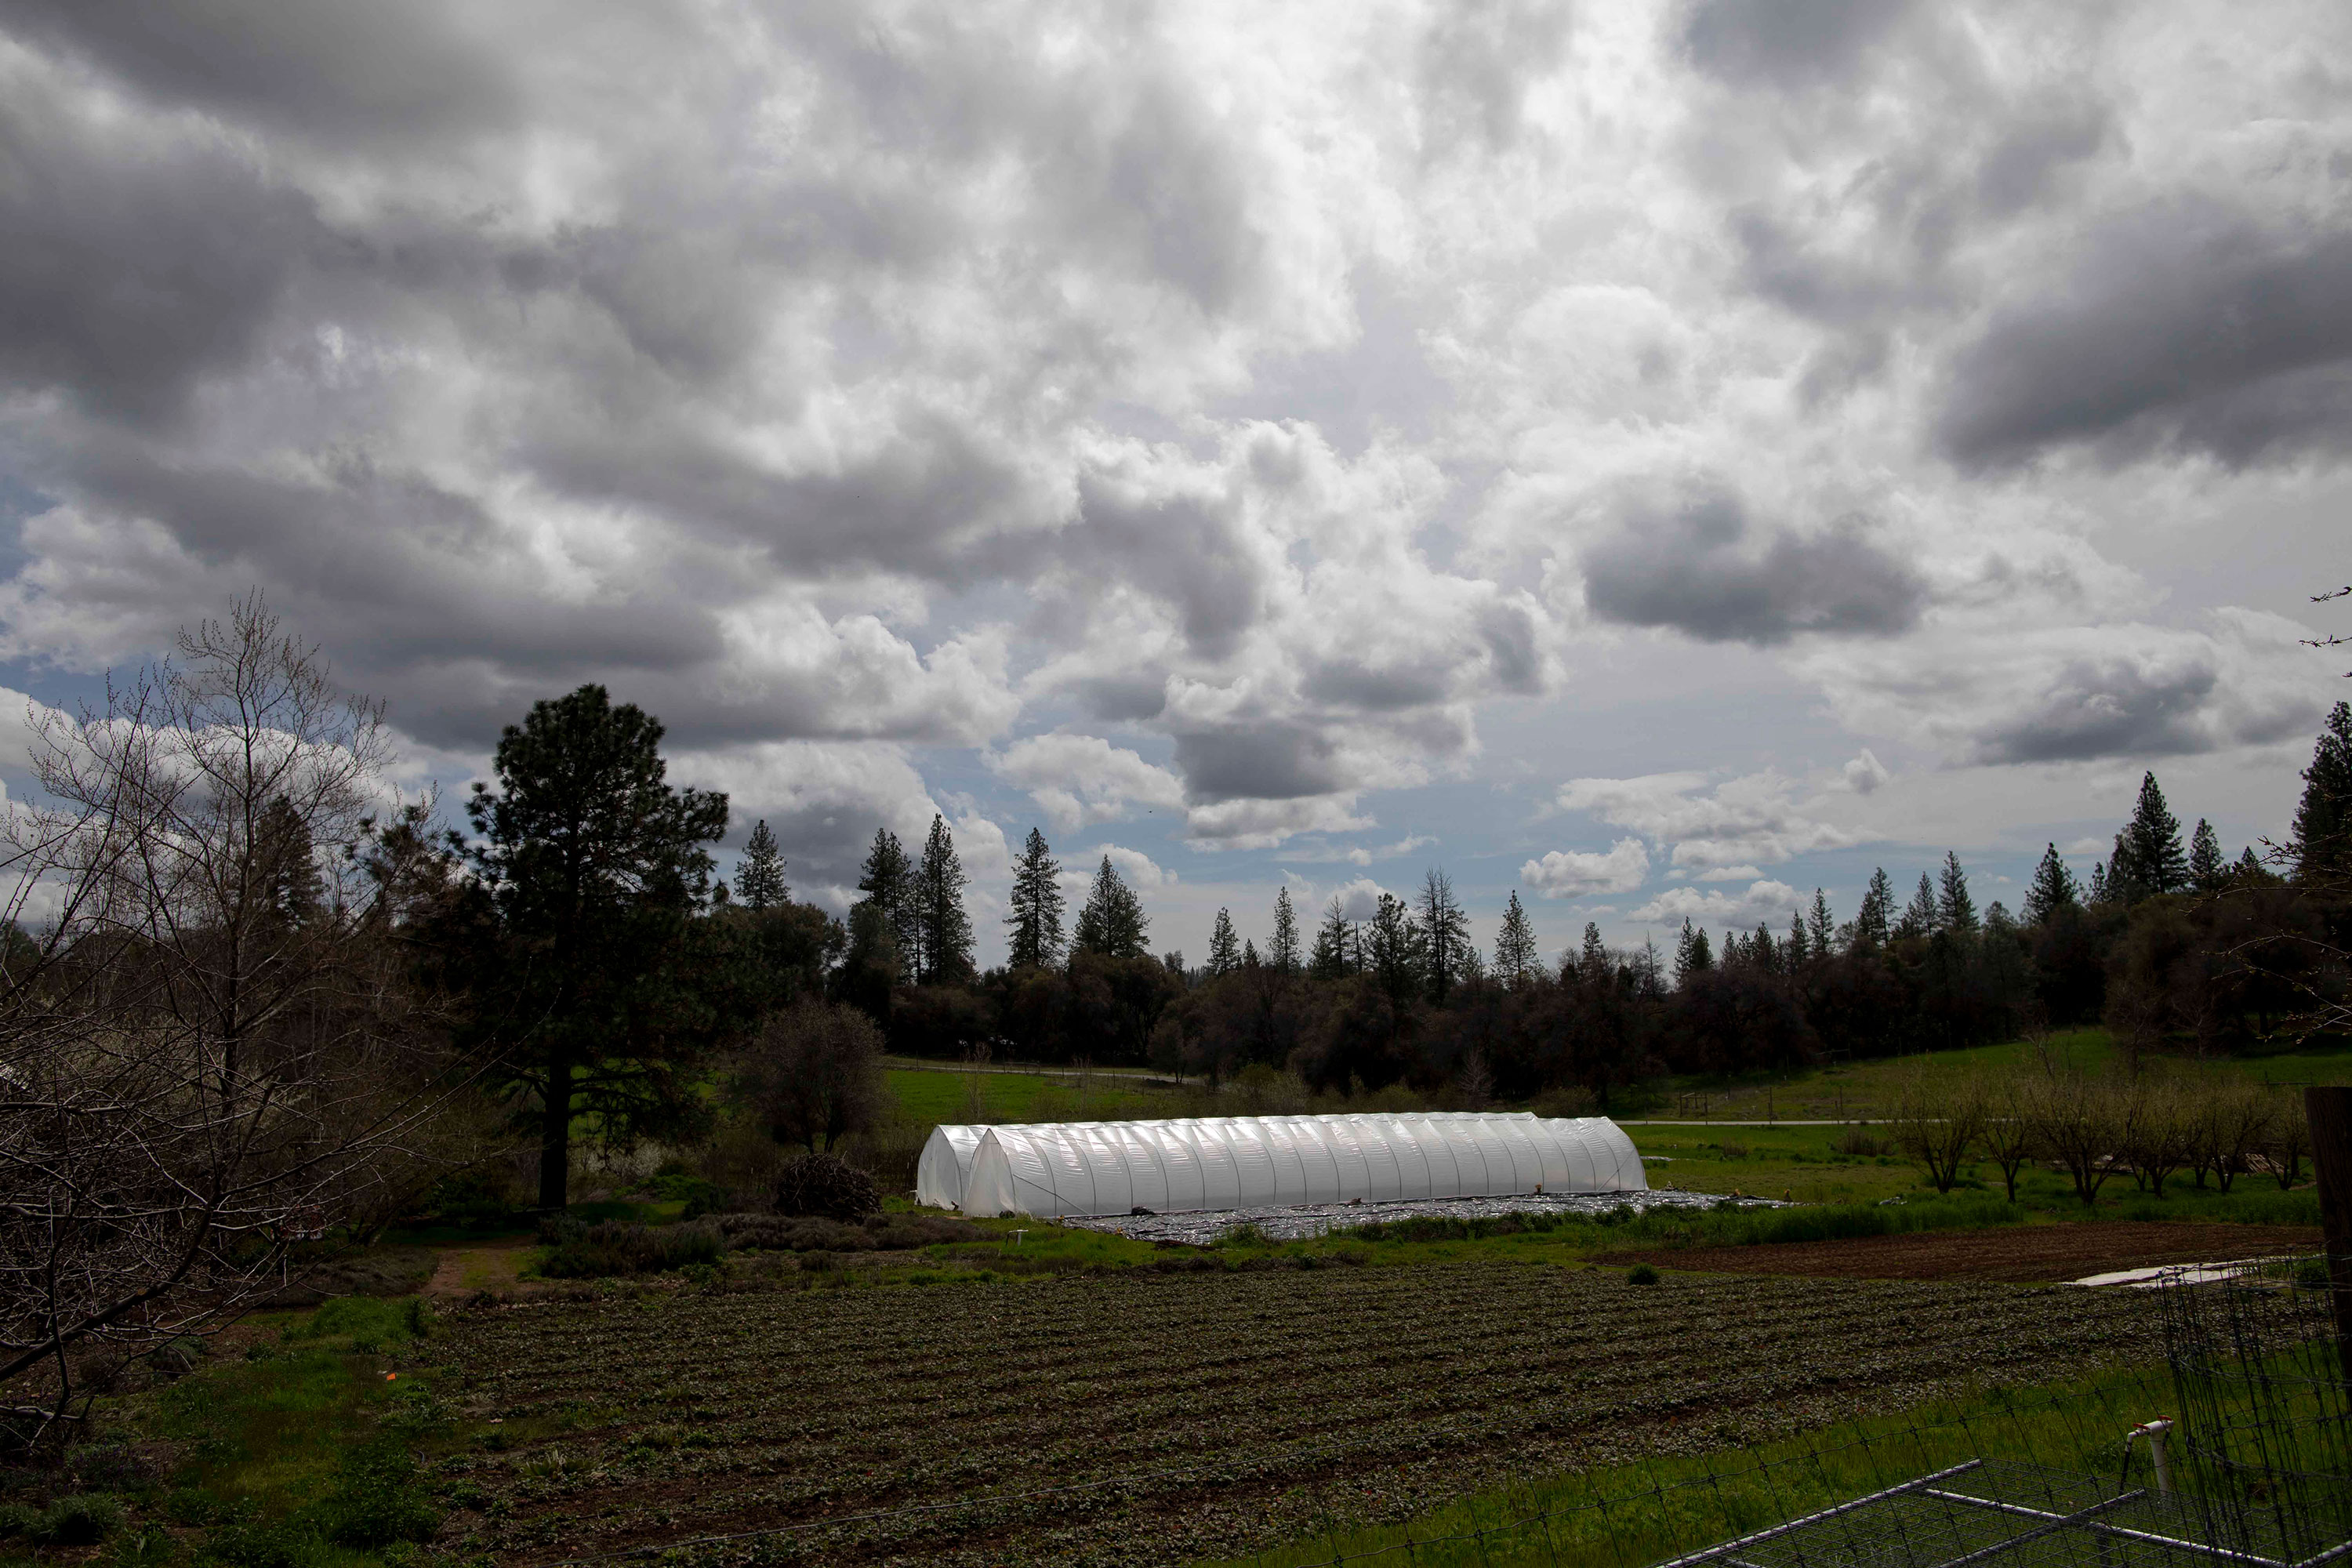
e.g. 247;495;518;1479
915;1123;989;1210
947;1112;1645;1218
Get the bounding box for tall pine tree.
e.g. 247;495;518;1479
1268;887;1301;976
2022;843;2080;925
2110;771;2189;901
1005;827;1065;970
1809;888;1835;956
1494;891;1537;986
1417;866;1471;1004
1207;908;1241;976
1853;869;1895;948
1578;920;1609;984
913;815;972;984
1899;872;1940;938
1308;896;1355;978
1073;855;1150;959
734;818;788;910
2188;818;2226;892
856;829;916;978
2291;701;2352;882
464;684;731;1210
1365;891;1422;1004
1937;851;1979;934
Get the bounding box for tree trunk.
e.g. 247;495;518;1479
539;1048;574;1211
2307;1086;2352;1383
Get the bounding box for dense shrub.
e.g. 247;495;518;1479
716;1212;985;1252
536;1218;725;1278
774;1153;880;1219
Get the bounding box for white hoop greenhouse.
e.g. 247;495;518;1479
916;1112;1646;1218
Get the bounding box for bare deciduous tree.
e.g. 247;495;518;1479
1889;1069;1986;1195
736;1001;887;1154
0;596;463;1440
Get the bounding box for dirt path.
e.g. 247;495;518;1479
421;1236;540;1298
1602;1221;2324;1283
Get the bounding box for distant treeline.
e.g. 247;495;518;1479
832;702;2352;1105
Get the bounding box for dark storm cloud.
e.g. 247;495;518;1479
1581;484;1926;645
1073;474;1270;662
0;83;326;424
1967;655;2219;765
1173;726;1344;804
1678;0;1916;90
1;0;516;146
1939;202;2352;468
1072;676;1168;724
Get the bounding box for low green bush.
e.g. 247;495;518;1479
536;1218;724;1278
200;1512;331;1568
13;1494;124;1547
1627;1263;1661;1285
714;1211;985;1253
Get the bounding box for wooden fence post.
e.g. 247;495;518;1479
2308;1086;2352;1382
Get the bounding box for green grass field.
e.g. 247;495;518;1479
1643;1026;2352;1122
882;1064;1181;1126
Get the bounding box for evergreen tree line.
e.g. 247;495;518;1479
836;704;2352;1109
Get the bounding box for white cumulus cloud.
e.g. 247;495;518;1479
1522;837;1650;898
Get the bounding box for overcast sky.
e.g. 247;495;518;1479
1;0;2347;966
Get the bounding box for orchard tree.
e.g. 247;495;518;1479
465;684;731;1210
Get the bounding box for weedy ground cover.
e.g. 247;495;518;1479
1210;1359;2190;1568
0;1296;458;1568
424;1261;2163;1565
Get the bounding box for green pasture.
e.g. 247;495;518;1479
883;1064;1179;1126
1643;1025;2352;1122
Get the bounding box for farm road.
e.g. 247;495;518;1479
430;1263;2163;1566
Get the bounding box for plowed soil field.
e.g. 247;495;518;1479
1602;1221;2322;1284
428;1263;2163;1566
